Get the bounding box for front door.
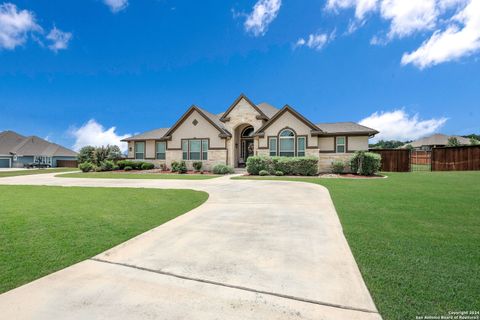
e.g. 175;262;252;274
239;139;254;167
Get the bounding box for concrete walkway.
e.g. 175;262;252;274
0;173;381;320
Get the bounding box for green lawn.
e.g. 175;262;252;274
0;185;208;294
58;172;220;180
235;172;480;319
0;168;77;178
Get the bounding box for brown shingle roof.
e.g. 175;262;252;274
122;128;170;141
407;134;470;147
315;122;379;135
257;102;279;118
0;131;77;157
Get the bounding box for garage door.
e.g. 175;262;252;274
0;158;11;168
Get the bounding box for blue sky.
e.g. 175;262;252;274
0;0;479;150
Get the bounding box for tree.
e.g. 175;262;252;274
404;144;414;150
369;140;406;149
447;137;460;147
77;146;95;163
107;145;123;160
470;137;480;145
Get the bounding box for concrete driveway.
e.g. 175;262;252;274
0;173;381;320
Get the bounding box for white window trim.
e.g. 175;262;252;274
336;136;346;153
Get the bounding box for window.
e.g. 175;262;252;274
135;142;145;159
269;137;277;156
297;137;306;157
336;137;346;153
279;129;295;157
156;142;166;160
182;139;208;160
189;140;201;160
242;126;254;137
182;140;188;160
202;140;208;160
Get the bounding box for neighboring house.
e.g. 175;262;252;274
403;134;471;150
122;94;379;172
0;131;77;168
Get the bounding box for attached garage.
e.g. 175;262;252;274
0;158;11;168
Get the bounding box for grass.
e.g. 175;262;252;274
235;172;480;319
0;168;77;178
0;185;208;294
58;172;220;180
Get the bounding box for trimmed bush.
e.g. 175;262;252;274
246;156;272;175
275;170;284;176
94;165;102;172
141;162;155;170
100;160;115;171
212;164;234;175
246;156;318;176
79;162;94;173
331;160;345;174
259;170;269;176
192;161;203;171
124;166;132;171
171;161;180;172
177;161;187;174
350;151;381;176
117;160;133;170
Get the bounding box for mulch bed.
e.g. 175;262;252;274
112;169;216;175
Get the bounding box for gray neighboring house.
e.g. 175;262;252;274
404;133;471;150
0;131;77;168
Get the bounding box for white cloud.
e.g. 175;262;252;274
244;0;281;36
70;119;131;152
46;26;72;52
325;0;479;68
103;0;129;13
296;32;330;51
401;0;480;68
359;109;448;141
0;2;41;50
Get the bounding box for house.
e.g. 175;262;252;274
122;94;379;172
0;131;78;168
403;134;471;150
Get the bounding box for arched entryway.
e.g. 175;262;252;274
234;124;255;168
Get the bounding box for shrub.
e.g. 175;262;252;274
124;166;132;171
141;162;155;170
331;160;345;174
212;164;234;175
350;151;381;176
117;160;131;170
275;170;284;176
160;163;168;171
246;156;318;176
78;162;94;173
259;170;269;176
100;160;115;171
246;156;272;175
177;161;187;174
94;165;102;172
192;161;203;171
171;161;180;172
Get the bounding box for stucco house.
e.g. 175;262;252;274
0;130;77;168
122;94;379;172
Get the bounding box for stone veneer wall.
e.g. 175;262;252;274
318;153;353;173
136;150;227;171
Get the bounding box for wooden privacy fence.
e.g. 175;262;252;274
56;160;78;168
432;146;480;171
369;149;410;172
411;150;431;165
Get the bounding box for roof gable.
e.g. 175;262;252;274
220;94;269;122
164;105;231;139
0;131;26;154
254;105;321;136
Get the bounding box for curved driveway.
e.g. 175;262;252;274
0;173;381;320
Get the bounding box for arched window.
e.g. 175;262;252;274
279;129;295;157
241;126;254;137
